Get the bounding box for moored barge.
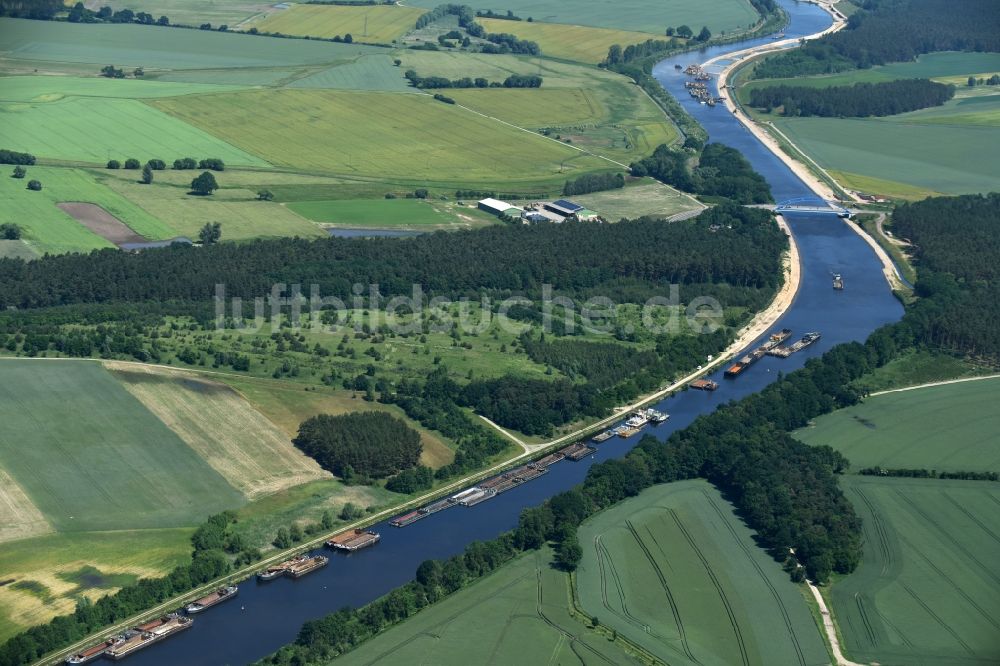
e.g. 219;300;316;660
768;332;821;358
287;555;328;578
591;430;615;443
185;585;237;614
690;378;719;391
66;637;125;664
258;554;309;580
326;529;381;552
560;442;596;461
390;510;426;528
725;328;792;377
105;615;192;660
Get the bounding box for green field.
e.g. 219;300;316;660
102;171;327;241
0;166;178;254
478;17;672;64
570;180;703;220
796;378;1000;473
771;115;1000;196
288;198;495;229
0;360;244;533
576;480;829;666
331;548;638;665
255;4;426;43
0;75;248;101
0;94;268;166
153;89;608;185
848;350;995;393
289;55;414;92
0;17;377;70
406;0;759;35
831;476;1000;665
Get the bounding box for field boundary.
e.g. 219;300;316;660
869;373;1000;396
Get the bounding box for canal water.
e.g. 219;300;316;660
130;3;903;663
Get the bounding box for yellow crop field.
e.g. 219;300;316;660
478;18;669;64
0;469;51;545
255;4;425;43
108;363;330;499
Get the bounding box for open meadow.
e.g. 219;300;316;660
152;89;610;186
79;0;277;28
405;0;759;35
331;548;638;666
831;476;1000;666
287;198;495;230
795;377;1000;472
254;4;426;44
477;18;669;64
570;179;703;220
576;480;829;666
107;362;330;499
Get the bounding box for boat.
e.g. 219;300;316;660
768;332;822;357
185;585;237;614
726;329;792;377
591;430;614;443
560;442;595;461
624;410;649;428
644;408;669;423
690;378;719;391
326;529;380;552
105;615;192;660
66;637;125;664
617;427;641;438
258;554;308;580
390;510;426;527
674;63;682;69
286;555;328;578
833;273;844;290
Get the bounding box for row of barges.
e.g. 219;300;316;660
66;614;194;664
725;328;821;377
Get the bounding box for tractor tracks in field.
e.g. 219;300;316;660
667;511;749;666
703;491;806;666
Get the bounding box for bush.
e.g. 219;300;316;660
0;223;22;240
146;159;166;170
0;149;36;166
106;160;121;169
198;158;225;171
123;158;140;169
173;157;197;170
26;180;42;191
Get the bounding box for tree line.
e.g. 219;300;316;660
0;149;35;165
562;172;624;196
748;78;954;117
293;411;423;481
858;467;998;481
630;142;773;203
752;0;1000;79
403;70;542;88
0;209;786;310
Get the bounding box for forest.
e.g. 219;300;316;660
0;209;785;310
561;172;625;196
748;78;954;117
752;0;1000;78
630;143;773;203
293;412;422;480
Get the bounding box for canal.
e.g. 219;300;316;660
130;2;904;663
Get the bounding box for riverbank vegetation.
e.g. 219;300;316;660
748;78;954;117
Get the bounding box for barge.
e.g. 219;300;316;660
689;378;719;391
259;555;304;581
591;430;615;443
560;442;596;461
644;408;669;423
421;498;454;514
533;452;565;467
768;332;821;358
617;427;641;438
326;529;381;552
66;637;125;664
390;510;426;527
185;585;237;614
725;328;793;377
287;555;328;578
105;615;192;660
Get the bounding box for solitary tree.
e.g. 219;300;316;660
198;222;222;245
27;180;42;191
190;171;218;195
12;166;25;179
0;223;22;240
257;189;274;201
106;159;121;169
141;164;153;184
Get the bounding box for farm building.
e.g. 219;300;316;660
521;211;549;224
478;198;521;217
543;199;584;217
576;209;600;221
